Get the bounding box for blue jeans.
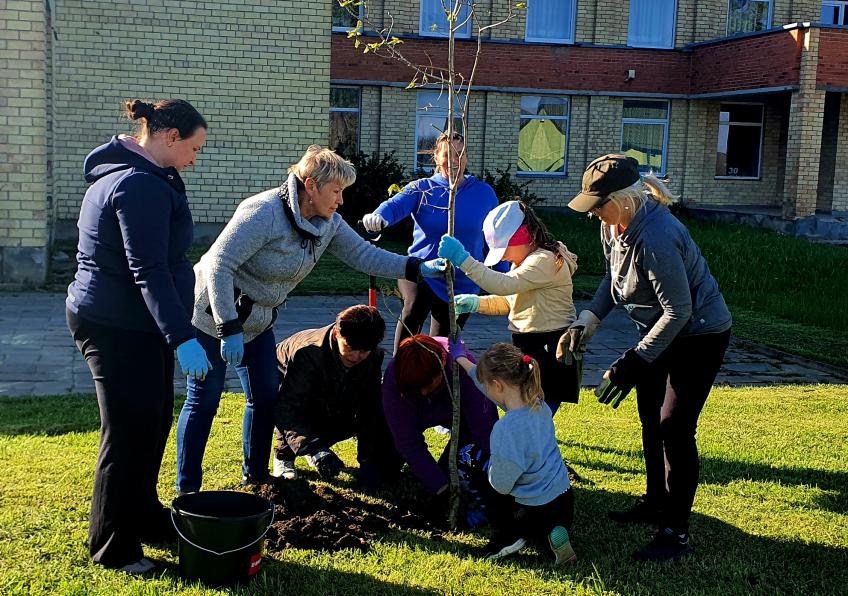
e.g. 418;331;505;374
175;328;278;493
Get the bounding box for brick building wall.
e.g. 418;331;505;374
0;0;49;284
51;0;330;225
833;95;848;214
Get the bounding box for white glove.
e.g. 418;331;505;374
362;213;387;233
556;310;602;362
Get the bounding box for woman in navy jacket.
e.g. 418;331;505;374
66;99;209;574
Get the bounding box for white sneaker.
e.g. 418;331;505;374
119;557;156;574
272;458;298;480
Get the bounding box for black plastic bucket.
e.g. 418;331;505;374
171;491;274;586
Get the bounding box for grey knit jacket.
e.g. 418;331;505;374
192;173;420;342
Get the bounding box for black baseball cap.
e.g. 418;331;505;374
568;154;641;212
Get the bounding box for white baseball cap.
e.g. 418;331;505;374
483;201;525;266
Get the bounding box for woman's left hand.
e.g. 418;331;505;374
420;258;448;278
596;349;649;408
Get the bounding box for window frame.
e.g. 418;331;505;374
419;0;472;39
620;99;671;177
726;0;773;35
821;1;848;25
627;0;678;49
524;0;577;44
414;90;465;173
517;95;570;178
329;85;361;155
714;101;765;181
332;1;364;33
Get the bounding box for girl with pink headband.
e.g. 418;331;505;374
438;200;581;414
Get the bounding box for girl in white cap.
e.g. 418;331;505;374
438;201;580;414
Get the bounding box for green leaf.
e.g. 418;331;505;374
388;36;403;46
516;1;527;8
354;37;360;48
387;183;403;195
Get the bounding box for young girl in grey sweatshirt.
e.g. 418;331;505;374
175;147;443;494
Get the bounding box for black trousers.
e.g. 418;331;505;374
486;486;574;545
636;329;731;532
393;279;470;354
512;329;582;415
274;394;402;474
67;309;175;567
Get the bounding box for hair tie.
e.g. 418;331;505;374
522;355;531;364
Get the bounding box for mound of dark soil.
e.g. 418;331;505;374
254;479;445;553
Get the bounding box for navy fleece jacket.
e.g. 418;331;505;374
66;136;196;348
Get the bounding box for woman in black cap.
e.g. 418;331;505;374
561;154;732;562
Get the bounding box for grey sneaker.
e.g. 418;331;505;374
272;458;298;480
483;535;527;561
119;557;156;574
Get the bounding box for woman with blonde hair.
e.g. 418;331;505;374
565;154;732;562
361;132;500;352
175;146;445;495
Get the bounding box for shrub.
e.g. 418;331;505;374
480;165;544;207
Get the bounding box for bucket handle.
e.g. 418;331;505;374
170;509;275;557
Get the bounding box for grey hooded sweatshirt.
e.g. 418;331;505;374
192;173;420;342
587;200;731;363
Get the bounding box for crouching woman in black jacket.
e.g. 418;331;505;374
272;305;401;490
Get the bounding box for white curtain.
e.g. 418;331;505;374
526;0;574;41
628;0;676;48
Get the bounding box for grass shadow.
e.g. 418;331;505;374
560;439;848;516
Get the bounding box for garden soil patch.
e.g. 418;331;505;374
254;479;446;553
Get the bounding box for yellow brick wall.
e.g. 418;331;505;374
0;0;49;249
382;0;421;35
593;0;629;45
359;86;382;155
53;0;329;224
379;87;418;170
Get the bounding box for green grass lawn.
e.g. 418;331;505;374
2;386;846;595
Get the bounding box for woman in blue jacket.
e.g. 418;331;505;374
362;132;499;353
66;99;209;574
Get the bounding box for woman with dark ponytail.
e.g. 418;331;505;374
438;200;581;414
66;98;208;573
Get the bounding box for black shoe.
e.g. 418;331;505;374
482;533;527;561
608;496;662;525
633;527;693;562
241;472;273;488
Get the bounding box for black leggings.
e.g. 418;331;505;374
393;279;470;354
512;329;582;415
637;329;731;532
486;486;574;544
67;309;175;567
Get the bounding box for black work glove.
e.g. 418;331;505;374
307;448;344;479
596;349;649;409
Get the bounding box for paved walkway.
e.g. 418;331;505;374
0;292;846;397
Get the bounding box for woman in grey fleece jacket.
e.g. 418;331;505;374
565;154;732;563
175;146;444;494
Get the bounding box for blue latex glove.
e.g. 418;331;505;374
419;258;447;278
221;333;245;367
438;234;470;267
454;294;480;315
176;339;213;381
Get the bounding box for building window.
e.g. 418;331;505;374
518;96;569;175
628;0;677;48
822;1;848;24
415;91;464;172
621;100;669;175
332;1;363;32
525;0;576;43
727;0;772;34
329;86;360;157
420;0;471;38
715;103;763;178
